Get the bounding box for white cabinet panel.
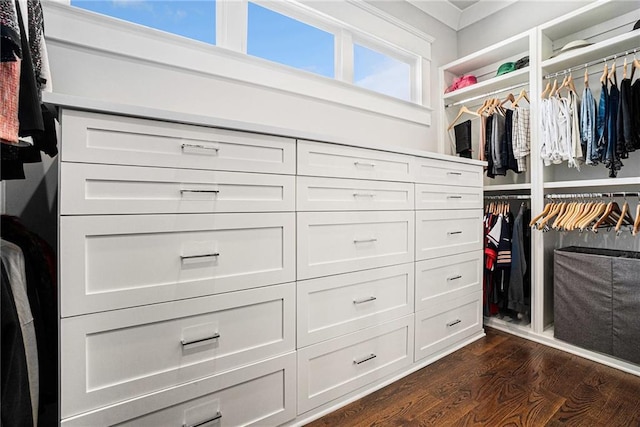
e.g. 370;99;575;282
297;264;414;347
415;157;482;187
297;176;414;211
298;140;414;182
61;163;295;214
61;110;296;174
60;213;295;316
297;211;414;280
415;184;482;210
415;209;483;261
415;291;483;362
61;283;295;418
415;252;482;311
61;352;296;427
297;315;414;414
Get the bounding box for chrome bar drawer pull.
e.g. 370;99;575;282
353;193;375;198
447;319;462;327
447;231;463;235
181;143;220;154
353;296;377;304
181;253;220;261
353;238;377;244
353;353;377;365
181;333;221;347
183;412;222;427
447;275;463;281
447;195;463;199
180;190;220;194
447;171;462;176
354;161;376;168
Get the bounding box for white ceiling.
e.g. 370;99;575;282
406;0;517;30
448;0;480;11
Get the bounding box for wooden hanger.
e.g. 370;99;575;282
549;78;560;97
578;202;607;231
530;202;553;227
623;57;628;80
633;202;640;236
538;202;564;230
600;63;608;84
615;200;634;233
541;81;551;99
592;201;622;232
608;59;617;85
500;93;516;108
584;67;589;87
476;98;490;115
513;89;529;107
567;73;578;94
447;105;479;131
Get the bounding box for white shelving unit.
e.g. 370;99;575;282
440;0;640;376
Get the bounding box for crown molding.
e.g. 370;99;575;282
406;0;519;31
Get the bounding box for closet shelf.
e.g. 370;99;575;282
443;68;529;105
544;177;640;190
484;183;532;192
541;30;640;75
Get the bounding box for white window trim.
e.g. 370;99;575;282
47;1;433;125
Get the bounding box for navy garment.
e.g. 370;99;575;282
504;109;519;173
1;262;34;427
606;83;621;177
617;78;635;153
632;79;640;150
485;115;495;178
595;82;609;164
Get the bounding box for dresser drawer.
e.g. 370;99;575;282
61;110;296;174
60;213;295;317
62;352;296;426
61;163;295;215
415;291;482;361
415;157;482;187
297;211;414;280
61;283;295;418
297;176;414;211
297;315;413;414
415;184;482;210
415;252;482;311
297;264;414;347
415;209;482;261
297;140;414;182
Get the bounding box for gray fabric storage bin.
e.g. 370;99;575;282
613;258;640;364
554;247;640;364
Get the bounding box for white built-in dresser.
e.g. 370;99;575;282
53;101;485;426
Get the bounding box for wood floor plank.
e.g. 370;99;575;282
306;328;640;427
498;388;565;427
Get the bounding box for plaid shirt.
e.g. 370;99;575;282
512;107;530;172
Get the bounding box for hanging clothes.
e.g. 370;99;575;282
605;81;620;177
568;90;582;169
617;77;635;154
581;85;597;165
508;204;531;316
512;106;530;172
595;81;609;164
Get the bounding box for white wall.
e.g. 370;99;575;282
457;1;589;57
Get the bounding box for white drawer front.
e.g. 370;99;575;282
61;163;295;215
415;158;482;187
61;283;295;418
297;176;414;211
297;264;414;347
297;315;414;414
415;184;482;210
298;140;413;182
60;213;295;316
61;110;296;174
415;209;482;261
297;211;414;280
415;252;482;311
415;291;482;361
62;352;296;427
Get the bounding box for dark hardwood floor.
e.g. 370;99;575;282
306;328;640;427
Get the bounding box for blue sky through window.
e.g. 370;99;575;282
354;44;411;101
247;2;334;78
72;0;217;45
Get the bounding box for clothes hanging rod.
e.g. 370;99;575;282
484;194;531;200
444;82;529;108
543;47;640;80
545;192;640;199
